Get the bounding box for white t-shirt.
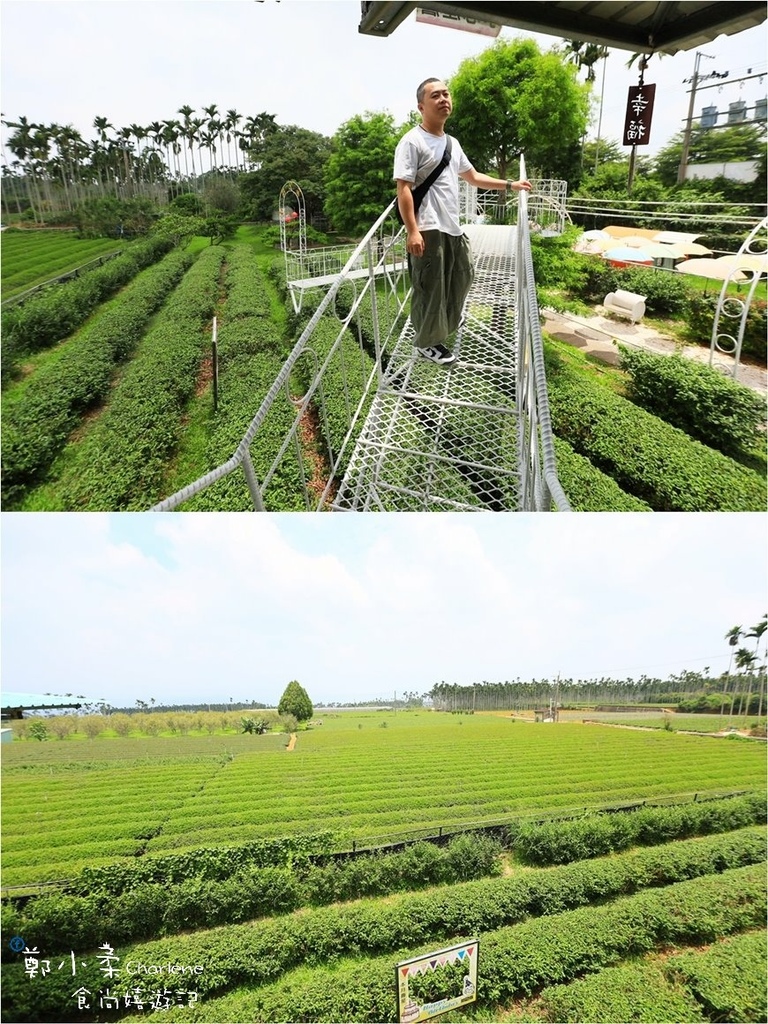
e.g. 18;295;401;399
393;125;474;236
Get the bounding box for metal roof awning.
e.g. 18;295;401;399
359;2;767;54
1;692;84;719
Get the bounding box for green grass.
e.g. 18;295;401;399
1;230;123;299
3;713;764;886
557;710;766;732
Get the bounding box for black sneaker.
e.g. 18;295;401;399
416;344;457;366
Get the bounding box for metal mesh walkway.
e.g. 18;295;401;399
333;225;520;511
151;169;570;513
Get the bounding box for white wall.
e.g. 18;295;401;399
685;161;759;182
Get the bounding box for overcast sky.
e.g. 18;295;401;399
1;1;766;166
2;512;765;708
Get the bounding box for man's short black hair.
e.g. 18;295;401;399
416;78;443;104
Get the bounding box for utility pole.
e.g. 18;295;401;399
677;51;721;184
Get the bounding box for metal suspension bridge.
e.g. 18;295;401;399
152;160;572;512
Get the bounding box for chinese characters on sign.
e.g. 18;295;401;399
623;84;657;146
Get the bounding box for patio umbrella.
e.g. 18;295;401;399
619;239;686;260
575;237;615;253
581;229;610;240
621;235;661;248
676;259;747;280
715;253;767;275
668;241;712;256
603;247;654;266
676;258;747;295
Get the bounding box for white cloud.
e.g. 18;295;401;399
2;513;765;707
1;1;764;163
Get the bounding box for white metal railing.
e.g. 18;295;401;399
515;157;572;511
151;164;569;511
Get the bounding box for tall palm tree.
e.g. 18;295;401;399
225;108;242;175
561;39;609;83
735;647;758;721
162;119;183;187
128;123;148;194
4;115;43;221
203;104;222;174
560;39;611;172
177;105;195;181
721;625;742;720
746;615;767;720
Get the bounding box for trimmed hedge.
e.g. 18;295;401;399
539;959;705;1022
668;927;767;1022
57;247;225;510
1;235;175;378
1;249;195;508
512;792;766;866
552;436;652;511
546;351;767;510
295;314;376;479
177;246;305;511
3;826;762;1021
4;833;503;954
151;863;765;1022
618;345;766;458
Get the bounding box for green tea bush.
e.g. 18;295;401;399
7;833;503;953
619;346;766;457
667;928;767;1022
552;437;652;511
547;358;767;510
512;793;766;866
71;832;337;895
59;248;225;510
1;235;174;374
1;250;194;508
295;315;375;477
179;246;305;511
539;960;705;1022
3;839;763;1021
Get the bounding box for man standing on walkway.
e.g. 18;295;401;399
394;77;531;366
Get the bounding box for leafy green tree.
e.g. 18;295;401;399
653;123;766;187
323;112;402;235
28;721;49;742
278;680;313;722
581;139;623;170
240;125;332;221
447;38;590;181
151;210;205;246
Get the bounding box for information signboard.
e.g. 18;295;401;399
415;9;501;36
396;939;479;1023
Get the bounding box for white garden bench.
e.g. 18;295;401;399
603;289;647;323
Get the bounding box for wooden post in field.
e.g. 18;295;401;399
212;316;219;412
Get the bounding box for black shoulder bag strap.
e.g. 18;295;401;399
396;136;452;225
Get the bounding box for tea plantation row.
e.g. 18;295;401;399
3;228;764;510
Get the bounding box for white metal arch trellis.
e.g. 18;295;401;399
279;180;307;310
709;217;767;380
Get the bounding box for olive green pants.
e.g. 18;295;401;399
409;231;474;349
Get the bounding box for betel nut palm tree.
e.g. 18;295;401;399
721;624;742;720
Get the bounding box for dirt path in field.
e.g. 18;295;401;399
286;732;297;751
290;396;338;506
542;307;767;394
582;719;762;739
